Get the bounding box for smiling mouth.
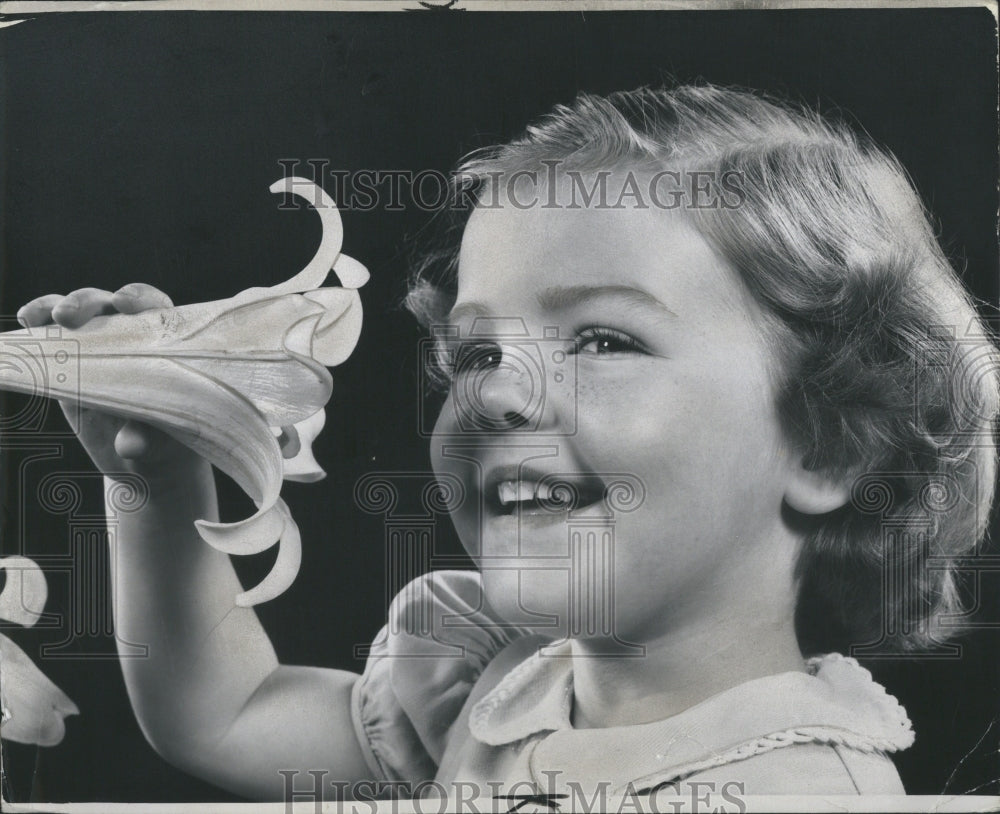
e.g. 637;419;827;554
485;475;608;516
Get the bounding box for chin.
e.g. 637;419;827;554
479;567;574;634
480;566;640;642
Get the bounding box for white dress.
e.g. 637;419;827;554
351;570;913;798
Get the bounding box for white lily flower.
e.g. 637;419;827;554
0;178;368;607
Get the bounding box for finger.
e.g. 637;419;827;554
114;421;152;460
16;294;65;328
51;288;116;329
116;421;199;471
111;283;173;314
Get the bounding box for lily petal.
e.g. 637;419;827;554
0;557;47;627
195;504;287;557
274;423;302;460
302;288;364;367
282;312;323;360
233;499;302;608
0;634;79;746
332;253;370;289
280;408;327;483
179;288;355;355
262;177;343;296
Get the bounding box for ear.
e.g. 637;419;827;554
784;462;854;516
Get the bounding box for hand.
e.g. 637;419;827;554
16;284;204;480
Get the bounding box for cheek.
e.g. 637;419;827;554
573;362;788;508
570;368;714;467
429;396;480;549
428;399;449;472
428;394;469;481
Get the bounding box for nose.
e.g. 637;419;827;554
454;342;546;432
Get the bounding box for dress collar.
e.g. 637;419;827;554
469;643;913;789
469;639;576;745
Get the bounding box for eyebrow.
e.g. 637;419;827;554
447;285;677;324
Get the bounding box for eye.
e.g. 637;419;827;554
451;340;503;377
574;327;645;356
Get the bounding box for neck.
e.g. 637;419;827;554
569;559;805;729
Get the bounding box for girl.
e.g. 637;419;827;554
17;83;999;801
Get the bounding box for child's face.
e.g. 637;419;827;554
430;178;805;642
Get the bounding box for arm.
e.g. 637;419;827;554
20;286;373;800
108;454;372;800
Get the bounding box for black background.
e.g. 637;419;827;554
0;7;998;802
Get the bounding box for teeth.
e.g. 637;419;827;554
497;480;552;507
498;480;531;506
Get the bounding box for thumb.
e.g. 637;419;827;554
112;420;201;471
114;421;153;460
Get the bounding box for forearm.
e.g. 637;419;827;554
105;461;279;761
